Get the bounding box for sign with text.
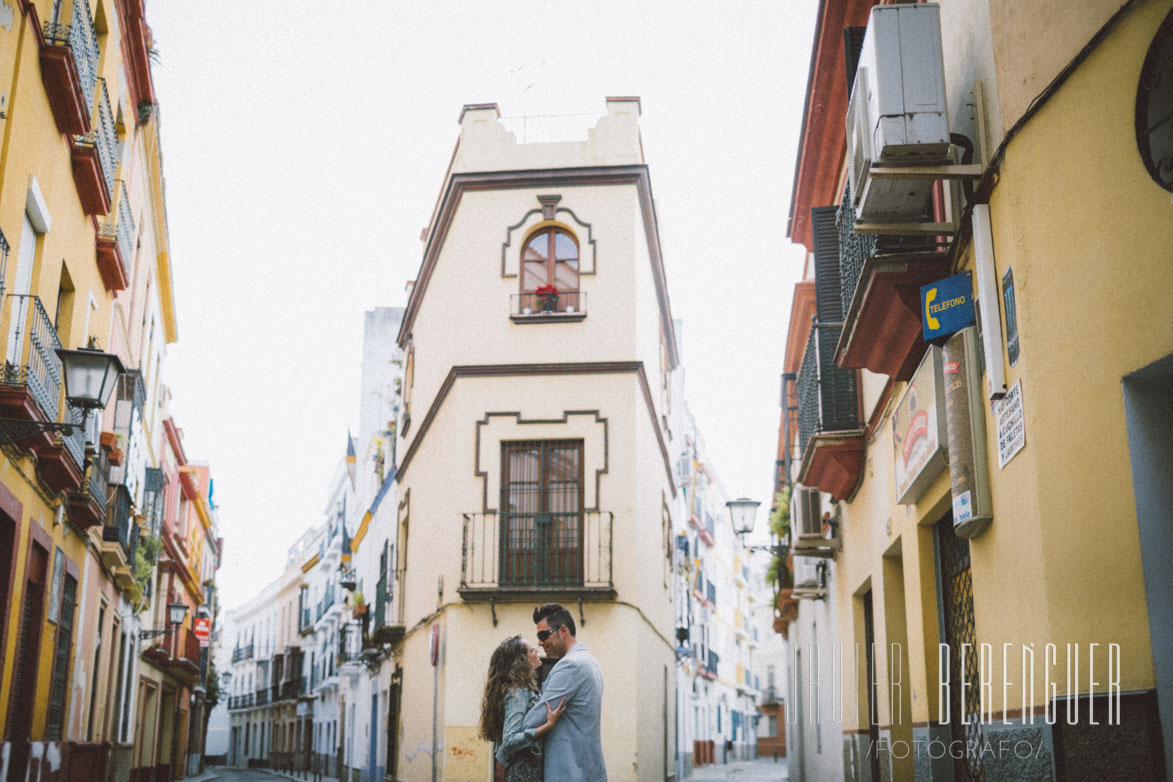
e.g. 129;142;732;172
194;616;211;647
892;347;948;504
921;271;976;341
994;380;1026;468
942;327;993;538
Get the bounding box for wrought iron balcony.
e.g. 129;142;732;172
510;291;587;322
254;688;270;706
67;441;108;531
231;643;255;663
460;511;615;600
96;179;135;291
0;295;64;439
796;321;865;500
369;569;404;646
832;190;951;380
38;0;99;135
339;620;364;664
70;77;117;215
100;485;136;587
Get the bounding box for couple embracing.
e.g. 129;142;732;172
478;603;607;782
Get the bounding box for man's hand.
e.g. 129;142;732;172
495;761;505;782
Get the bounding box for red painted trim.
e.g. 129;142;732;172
163;418;187;466
787;0;876;250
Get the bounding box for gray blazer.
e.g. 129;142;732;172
522;641;606;782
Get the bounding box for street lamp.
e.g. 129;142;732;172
140;601;190;640
727;498;762;537
0;347;124;445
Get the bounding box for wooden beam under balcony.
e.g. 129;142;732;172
95;234;130;291
35;441;84;495
39;42;91;135
798;430;866;502
70;140;111;215
836;252;952;381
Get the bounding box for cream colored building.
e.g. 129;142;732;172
390;98;681;782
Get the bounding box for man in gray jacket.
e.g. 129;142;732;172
523;603;606;782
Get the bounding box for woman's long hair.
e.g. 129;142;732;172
479;635;538;743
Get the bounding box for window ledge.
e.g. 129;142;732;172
509;311;587;324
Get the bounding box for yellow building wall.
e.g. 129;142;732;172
830;0;1173;731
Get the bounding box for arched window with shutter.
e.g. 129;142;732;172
521;227;579;312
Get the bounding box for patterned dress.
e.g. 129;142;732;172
496;687;543;782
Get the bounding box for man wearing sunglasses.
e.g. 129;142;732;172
522;602;607;781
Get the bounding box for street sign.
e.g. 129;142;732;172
194;616;211;647
921;271;975;341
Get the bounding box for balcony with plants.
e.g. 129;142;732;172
828;192;951;381
510;288;587;323
37;0;99;135
70;77;117;215
95;179;135;291
459;510;614;601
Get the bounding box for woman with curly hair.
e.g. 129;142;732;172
480;635;566;782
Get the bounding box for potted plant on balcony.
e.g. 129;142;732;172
535;284;559;313
351;590;368;617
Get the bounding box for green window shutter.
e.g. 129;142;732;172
45;574;78;740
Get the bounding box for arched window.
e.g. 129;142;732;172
1137;9;1173;192
521;227;579;312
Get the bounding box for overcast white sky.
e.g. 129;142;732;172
147;2;818;608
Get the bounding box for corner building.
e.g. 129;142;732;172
392;98;680;782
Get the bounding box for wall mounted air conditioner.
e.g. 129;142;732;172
791;486;823;542
847;2;951;223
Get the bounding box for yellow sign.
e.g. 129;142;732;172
445;726;491;781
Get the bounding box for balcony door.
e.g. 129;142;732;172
501;440;583;585
5;214;36;370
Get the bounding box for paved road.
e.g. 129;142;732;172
688;757;790;781
186;761;789;782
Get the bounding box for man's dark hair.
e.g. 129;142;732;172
533;602;576;636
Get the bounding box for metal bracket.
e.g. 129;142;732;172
0;417;84;446
490;597;497;628
577;598;585;628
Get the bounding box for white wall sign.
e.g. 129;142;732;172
994;380;1026;469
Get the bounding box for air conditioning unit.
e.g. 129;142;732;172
847;3;951;222
791;486;822;543
676;453;692;484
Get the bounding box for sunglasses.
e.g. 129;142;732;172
537;624;562;642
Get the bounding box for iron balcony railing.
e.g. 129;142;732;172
796;321;861;462
836;189;944;319
99;179;136;266
511;290;586;316
61;404;86;470
73;77;117;202
461;511;613;591
80;445;109;512
101;483;135;561
3;294;64;423
339;620;363;664
255;689;270;706
42;0;99;112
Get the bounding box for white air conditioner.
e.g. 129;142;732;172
791;486;822;543
847;3;951;222
676;453;692;484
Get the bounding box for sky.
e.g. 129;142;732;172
147;2;818;608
